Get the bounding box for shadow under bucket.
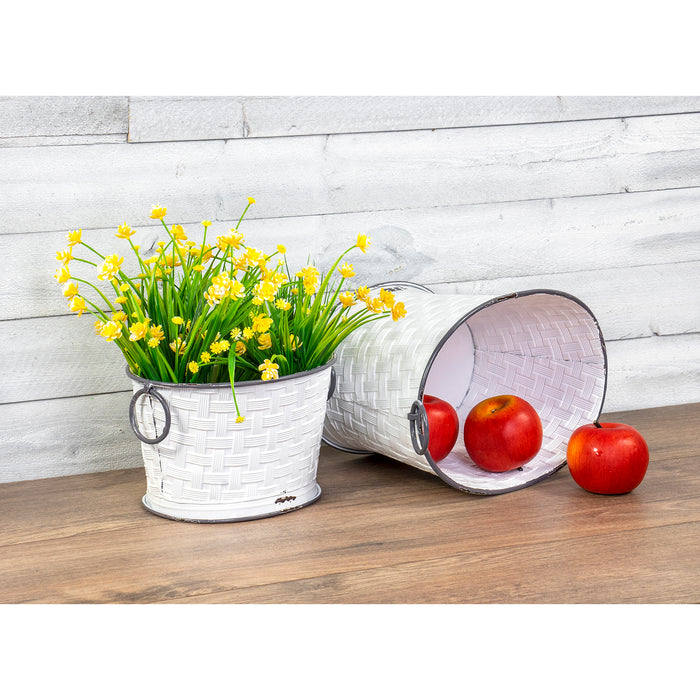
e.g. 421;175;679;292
322;285;607;495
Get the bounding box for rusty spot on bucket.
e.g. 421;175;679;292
275;495;297;504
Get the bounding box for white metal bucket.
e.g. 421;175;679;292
322;285;607;494
128;362;334;522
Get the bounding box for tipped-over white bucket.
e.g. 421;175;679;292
322;285;607;495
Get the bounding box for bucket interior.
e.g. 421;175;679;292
422;292;606;493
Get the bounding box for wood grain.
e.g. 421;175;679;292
5;186;700;322
0;96;128;140
0;402;697;603
128;96;700;143
7;112;700;235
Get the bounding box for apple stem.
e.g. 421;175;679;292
594;420;603;428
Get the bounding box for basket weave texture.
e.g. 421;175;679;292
323;288;606;494
129;363;332;520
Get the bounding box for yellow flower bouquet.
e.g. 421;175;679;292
54;198;406;422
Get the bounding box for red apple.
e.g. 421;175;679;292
463;395;543;472
566;421;649;494
423;394;459;462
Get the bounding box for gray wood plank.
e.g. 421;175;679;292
0;96;128;140
6;112;700;235
127;96;700;142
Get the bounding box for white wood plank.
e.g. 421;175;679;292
5;187;700;323
6;112;700;236
127;96;700;142
244;96;700;137
603;334;700;412
432;261;700;343
128;96;245;143
1;333;698;483
322;113;700;214
0;314;130;404
0;96;128;139
0;136;327;235
0;392;141;483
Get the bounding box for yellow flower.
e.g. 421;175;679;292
69;295;87;316
257;333;272;350
253;279;277;303
149;325;164;344
217;229;245;251
230;280;246;299
188;361;199;374
201;220;212;227
230;328;242;340
276;244;286;254
118;283;130;292
245;247;264;266
115;223;135;239
210;339;231;354
258;358;279;381
171;316;184;325
97;254;124;282
200;351;212;363
129;321;150;342
251;313;273;334
62;281;79;299
289;334;302;351
339;262;355;279
54;267;71;284
356;233;371;253
235;340;246;356
339;291;356;308
100;320;122;342
67;229;82;245
242;327;254;340
271;270;288;285
94;320;105;336
391;301;407;322
111;311;127;323
366;297;384;313
275;299;292;311
356;285;370;301
149;206;167;220
247;197;256;205
169;338;187;355
303;279;319;295
171;224;188;242
235;415;245;423
56;249;73;264
229;254;247;272
379;288;396;310
147;326;164;348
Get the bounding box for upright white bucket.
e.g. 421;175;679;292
128;362;334;521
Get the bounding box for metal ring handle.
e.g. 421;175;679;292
327;366;337;401
129;385;171;444
407;399;430;456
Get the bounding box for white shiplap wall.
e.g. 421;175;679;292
1;96;699;483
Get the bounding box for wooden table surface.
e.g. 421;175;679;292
1;402;698;604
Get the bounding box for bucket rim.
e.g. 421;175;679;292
416;287;609;493
126;357;335;390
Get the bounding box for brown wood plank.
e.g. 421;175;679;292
174;522;700;604
0;403;697;603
